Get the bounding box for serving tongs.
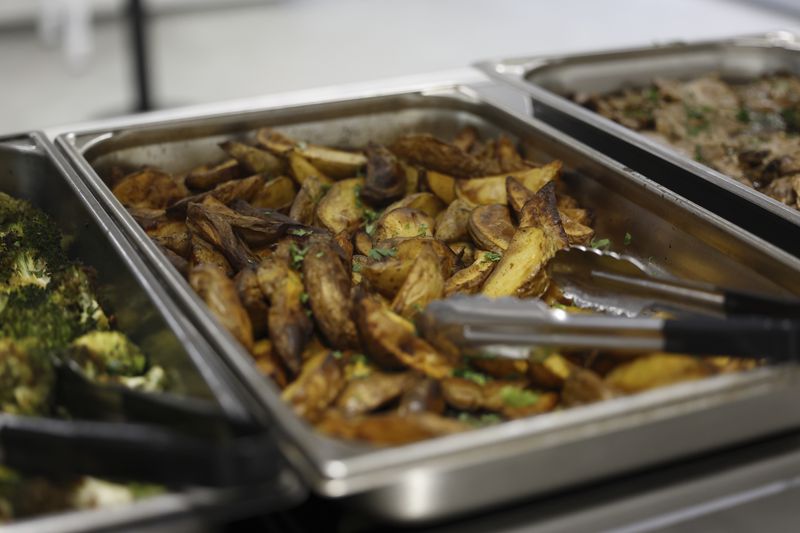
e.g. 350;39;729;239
417;247;800;361
0;360;275;487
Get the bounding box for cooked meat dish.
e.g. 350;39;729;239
110;126;760;446
575;73;800;207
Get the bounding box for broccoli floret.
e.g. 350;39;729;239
0;339;54;416
0;193;66;292
50;265;109;332
69;331;146;380
0;286;84;352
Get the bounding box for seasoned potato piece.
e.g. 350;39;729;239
444;253;496;296
250;176;296;211
506;176;534;217
468;204;515;253
374;207;434;241
390;134;500;177
316;177;365;234
186;159;241;191
352;230;373;256
168;175;263;216
360;257;413;299
470;357;528;380
528;353;574;389
316;410;467;445
561;207;592;226
298;145;367;180
355;292;454;377
147;220;190;258
424;170;456;204
518;182;569;246
256;128;295;155
289;173;332;225
282;351;344;422
559;209;595;245
482;226;564;298
605;354;715;393
398;378;445;415
391;246;444;319
382;237;459;279
452;125;479;152
303;236;359;349
257;258;314;377
189;264;254;351
561;367;616;406
251;339;288;389
336;371;414;416
234;267;269;339
362;143;406;205
288;152;329;185
399;161;421;195
435;199;472;242
455;161;562;206
113;168;186;209
219;141;284;176
441;378;556;419
189;234;232;276
186;202;258;272
449;241;475;265
384;192;445;219
496;136;529;172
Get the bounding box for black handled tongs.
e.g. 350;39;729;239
416;247;800;361
0;361;275;487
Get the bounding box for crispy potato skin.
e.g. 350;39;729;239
374;207;434;241
435;199;472;243
186;159;241;191
390;134;500;177
250;176;296;211
336;371;414;416
113;168;186;209
391;246;444;319
302;237;359;349
219;141;284;176
384;192;445;219
455;162;561;206
605;354;715;393
468;204;515;253
234;267;269;339
168;175;263;216
316;177;365;234
398;378;445;415
282;351;344;422
444;252;496;296
362;143;406;205
189;264;254;350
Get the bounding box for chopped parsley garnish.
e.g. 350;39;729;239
646;87;659;103
331;350;343;359
694;144;705;164
299;292;309;304
684;104;711;136
288;228;313;237
736;107;750;124
624;232;632;246
352;262;363;273
781;106;800;134
296;141;308;150
368;247;397;261
499;386;540;408
315;251;324;258
417;223;429;236
354;184;364;208
590;238;611;250
289;243;309;269
483;251;502;263
452;367;490;386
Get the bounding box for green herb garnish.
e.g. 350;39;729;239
368;247;397;261
457;412;503;427
288;228;313;237
499;386;540;408
417;223;429;236
452;367;490;386
289;242;309;269
624;232;632;246
315;251;324;258
299;292;309;304
736;107;751;124
331;350;343;360
590;238;611;250
483;251;502;263
352;262;363;273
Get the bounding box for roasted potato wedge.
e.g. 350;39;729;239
186;202;259;271
282;350;344;423
424;170;456;204
391;245;444;319
186;159;241;191
113;168;186;209
605;354;715;393
435;199;472;243
147;220;190;258
468;204;515;253
384;192;445;219
234;267;269;339
189;264;254;350
374;207;434;241
256;128;295;155
189;234;232;276
316;410;467;445
399;161;421;195
455;161;562;206
382;237;459;279
289;173;332;225
452;126;479;152
316;177;365;234
336;371;414;416
298;145;366;180
360;257;413;299
219;140;284;176
251;339;288;389
250;176;296;211
168;175;263;216
361;143;406;205
496;136;529;172
390;134;500;177
398;378;445;415
443;252;497;295
303;236;359;349
288;152;329;185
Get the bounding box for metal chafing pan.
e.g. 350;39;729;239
477;31;800;256
0;133;304;532
55;80;800;523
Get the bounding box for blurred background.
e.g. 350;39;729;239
1;0;799;135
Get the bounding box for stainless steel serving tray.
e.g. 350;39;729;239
55;80;800;523
477;31;800;256
0;133;303;532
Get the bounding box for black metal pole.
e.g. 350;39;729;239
128;0;152;112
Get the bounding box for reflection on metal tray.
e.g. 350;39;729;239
56;80;800;523
0;133;304;533
477;31;800;256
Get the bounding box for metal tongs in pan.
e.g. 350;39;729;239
0;360;273;487
417;247;800;361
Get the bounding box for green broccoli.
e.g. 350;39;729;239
0;193;66;292
68;331;147;380
0;339;54;416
